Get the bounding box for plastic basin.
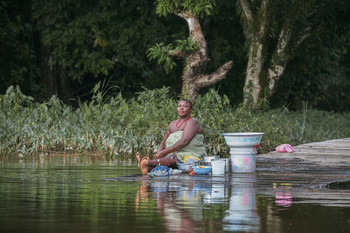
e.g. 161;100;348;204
221;132;264;147
192;166;212;175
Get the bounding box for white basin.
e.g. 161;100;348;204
221;132;264;147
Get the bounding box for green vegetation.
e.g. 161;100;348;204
147;38;198;73
1;0;349;111
1;85;349;158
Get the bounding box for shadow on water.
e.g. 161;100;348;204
0;155;350;233
326;180;350;190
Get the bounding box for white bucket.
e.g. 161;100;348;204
203;155;220;166
229;147;257;154
230;154;256;173
221;158;230;172
211;159;226;175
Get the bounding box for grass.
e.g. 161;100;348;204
0;85;349;158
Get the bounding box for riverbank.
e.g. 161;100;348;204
1;86;350;157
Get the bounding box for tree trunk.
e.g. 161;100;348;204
174;11;233;105
243;41;264;109
40;45;72;102
240;0;269;109
267;24;310;96
40;46;56;95
57;66;73;104
239;0;312;109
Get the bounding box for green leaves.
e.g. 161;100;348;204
1;86;349;158
32;0;168;82
0;85;176;157
183;0;215;17
147;38;198;73
155;0;216;17
148;43;176;73
0;0;39;94
174;37;198;53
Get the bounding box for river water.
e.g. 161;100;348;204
0;155;350;233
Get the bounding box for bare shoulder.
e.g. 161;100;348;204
168;120;178;132
189;117;200;125
187;117;204;133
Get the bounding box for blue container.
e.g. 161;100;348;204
192;166;212;175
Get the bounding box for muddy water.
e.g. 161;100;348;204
0;155;350;233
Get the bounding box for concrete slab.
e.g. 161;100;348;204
257;137;350;167
254;137;350;207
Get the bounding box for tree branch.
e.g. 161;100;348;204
257;0;270;39
266;2;315;96
169;49;188;59
294;27;311;47
194;61;233;88
239;0;253;25
176;10;207;57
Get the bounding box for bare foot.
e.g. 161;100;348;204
135;181;148;213
136;152;142;169
140;156;150;175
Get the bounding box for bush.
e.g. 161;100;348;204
0;85;349;158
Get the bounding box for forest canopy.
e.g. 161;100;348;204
1;0;349;111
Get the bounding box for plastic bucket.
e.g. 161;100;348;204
221;158;230;172
211;159;226;175
203;155;220;166
230;154;256;173
229;147;257;154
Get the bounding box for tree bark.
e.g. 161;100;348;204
40;45;72;102
239;0;312;109
267;25;310;95
40;46;56;95
243;41;264;108
173;10;233;105
240;0;269;109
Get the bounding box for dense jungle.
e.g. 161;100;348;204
1;0;350;157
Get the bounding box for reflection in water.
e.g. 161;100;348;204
223;174;260;232
204;181;229;204
134;175;264;232
274;183;293;208
135;177;229;232
136;180;197;233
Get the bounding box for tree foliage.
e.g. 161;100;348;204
0;0;349;111
271;0;350;111
237;0;350;110
33;0;159;80
155;0;216;17
149;0;233;105
147;38;197;73
0;0;40;94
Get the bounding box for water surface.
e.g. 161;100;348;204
0;155;349;233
